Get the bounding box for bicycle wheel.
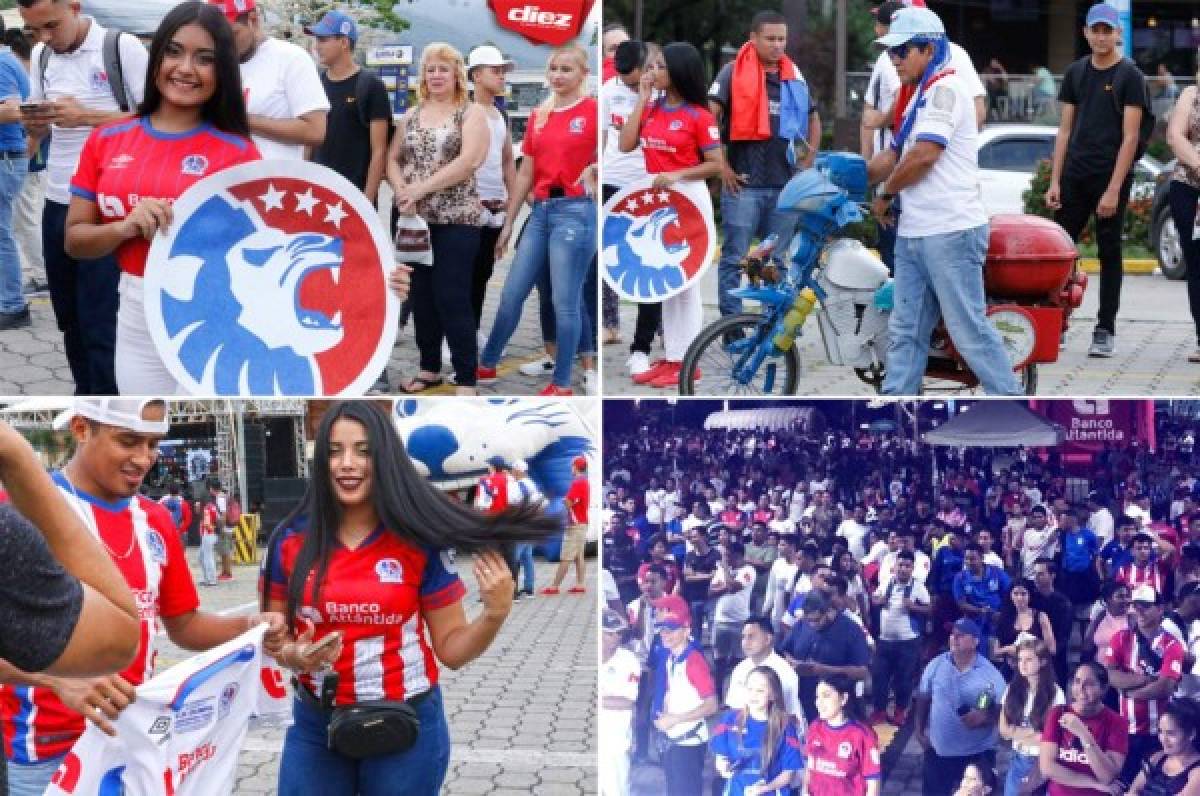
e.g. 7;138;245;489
679;313;800;395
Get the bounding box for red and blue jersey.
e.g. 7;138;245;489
804;718;881;796
1;472;199;762
69;116;260;277
264;517;466;706
638;99;721;175
710;710;804;796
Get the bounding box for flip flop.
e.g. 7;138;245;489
399;376;445;394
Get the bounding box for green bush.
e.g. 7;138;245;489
1022;158;1153;247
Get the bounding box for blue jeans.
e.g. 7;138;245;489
532;260;595;356
0;156;28;313
278;687;451;796
883;224;1022;396
514;542;535;591
482;197;596;387
7;756;64;796
717;188;798;317
1004;750;1038;796
43;199;120;394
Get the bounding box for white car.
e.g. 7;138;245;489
976;123;1160;216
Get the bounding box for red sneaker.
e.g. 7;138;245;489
568;586;587;594
890;707;908;726
648;362;700;389
538;384;574;396
476;366;498;384
632;359;670;385
868;709;889;726
540;587;561;595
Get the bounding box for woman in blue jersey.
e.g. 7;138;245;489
711;666;805;796
261;401;558;795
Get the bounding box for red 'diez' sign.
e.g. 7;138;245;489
488;0;595;46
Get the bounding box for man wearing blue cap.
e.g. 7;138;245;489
913;617;1007;796
307;11;391;206
867;6;1021;396
1046;2;1149;359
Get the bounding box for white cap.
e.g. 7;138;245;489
1130;584;1159;605
53;399;170;434
512;459;528;472
467;45;515;73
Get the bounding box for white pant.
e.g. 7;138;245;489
115;272;182;395
199;533;217;585
14;170;44;284
662;283;702;361
598;739;630;796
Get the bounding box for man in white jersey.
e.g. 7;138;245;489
867;7;1021;396
211;0;328;160
19;0;148;394
0;399;286;796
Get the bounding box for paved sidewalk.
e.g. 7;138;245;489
156;553;597;794
603;265;1200;396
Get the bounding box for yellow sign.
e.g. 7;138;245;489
234;514;260;565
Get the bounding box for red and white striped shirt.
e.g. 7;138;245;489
0;472;199;762
1102;626;1185;736
1114;559;1171;595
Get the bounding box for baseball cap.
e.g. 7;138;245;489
486;455;507;468
951;618;983;640
304;11;358;43
1085;2;1120;29
209;0;255;19
512;459;528;472
573;456;588;470
801;590;832;615
653;594;690;629
873;1;906;24
875;6;945;47
466;45;515;73
53;399;169;435
1131;585;1161;604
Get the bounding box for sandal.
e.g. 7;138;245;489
399;375;445;393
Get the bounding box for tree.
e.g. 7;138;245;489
258;0;408;42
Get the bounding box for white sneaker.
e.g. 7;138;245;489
583;369;597;395
519;355;554;376
477;330;487;350
626;351;650;375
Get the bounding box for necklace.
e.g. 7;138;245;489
61;470;137;560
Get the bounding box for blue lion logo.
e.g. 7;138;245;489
603;205;691;299
159;195;345;394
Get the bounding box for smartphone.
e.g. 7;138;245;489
303;631;341;658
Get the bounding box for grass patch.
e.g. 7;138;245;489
1077;241;1155;260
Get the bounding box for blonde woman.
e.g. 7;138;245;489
477;45;598;396
387;42;487;395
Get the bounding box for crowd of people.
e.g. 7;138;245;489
0;0;598;396
600;406;1200;795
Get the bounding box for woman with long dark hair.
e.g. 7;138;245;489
617;41;725;389
1127;698;1200;795
999;639;1063;796
992;579;1056;675
63;1;257;394
1040;661;1127;796
261;401;559;794
804;675;881;796
710;666;804;796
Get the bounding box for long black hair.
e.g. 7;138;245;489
139;2;249;136
266;401;561;627
662;42;709;108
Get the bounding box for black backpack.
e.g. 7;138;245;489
38;29;132;112
353;68;395;145
1067;56;1155;160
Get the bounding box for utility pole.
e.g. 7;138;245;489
634;0;643;39
836;0;847;119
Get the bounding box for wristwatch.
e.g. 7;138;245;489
879;191;897;203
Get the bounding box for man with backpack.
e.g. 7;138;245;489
870;550;930;727
1046;1;1152;359
306;11;391;204
17;0;148;394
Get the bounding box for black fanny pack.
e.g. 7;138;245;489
295;675;429;759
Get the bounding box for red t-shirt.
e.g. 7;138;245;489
804;719;882;796
1041;704;1129;796
522;96;597;200
478;472;509;515
1101;626;1185;736
0;476;199;762
638;98;720;175
1114;560;1171;595
201;503;220;536
566;475;589;526
69;117;260;277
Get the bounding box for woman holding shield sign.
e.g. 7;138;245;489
616;42;726;389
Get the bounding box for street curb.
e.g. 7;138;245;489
1078;257;1158;275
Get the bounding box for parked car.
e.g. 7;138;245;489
1150;160;1186;280
977;123;1160;216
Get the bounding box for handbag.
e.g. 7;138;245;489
394;213;433;266
328;700;421;759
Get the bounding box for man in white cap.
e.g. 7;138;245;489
511;458;541;598
867;6;1021;396
307;11;391;205
0;399;287;796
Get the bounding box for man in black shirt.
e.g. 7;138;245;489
1031;557;1075;687
682;526;720;642
1046;2;1149;358
306;11;392;203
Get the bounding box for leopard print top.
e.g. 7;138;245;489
1172;88;1200;190
396;104;483;226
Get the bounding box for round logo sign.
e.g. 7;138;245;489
987;306;1037;369
144;160;398;396
601;178;716;303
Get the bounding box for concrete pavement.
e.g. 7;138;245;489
603;264;1200;396
154;550;597;795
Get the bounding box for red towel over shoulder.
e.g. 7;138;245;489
729;42;799;142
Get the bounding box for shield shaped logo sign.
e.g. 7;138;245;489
601;178;716;303
144;161;398;395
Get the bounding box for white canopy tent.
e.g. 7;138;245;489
703;407;825;433
923;401;1064;448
